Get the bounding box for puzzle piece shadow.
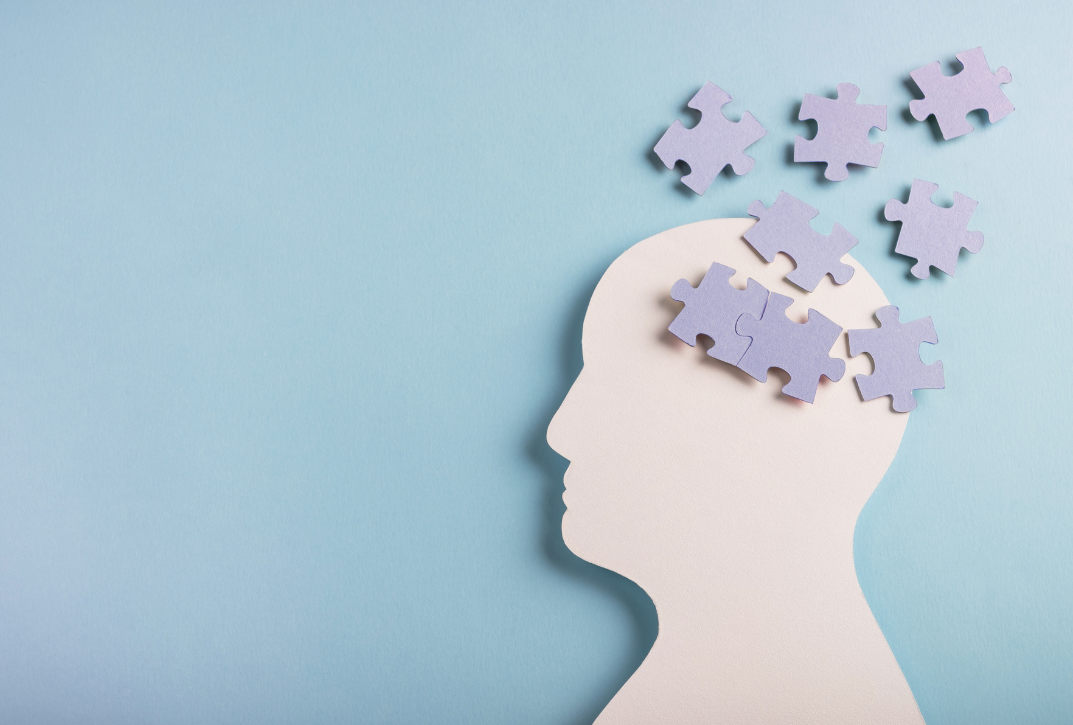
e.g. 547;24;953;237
527;263;659;725
658;289;808;409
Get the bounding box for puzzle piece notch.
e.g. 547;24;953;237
744;192;857;292
668;262;769;365
654;82;767;195
735;293;845;404
909;47;1014;140
794;83;887;181
848;306;945;413
885;179;983;279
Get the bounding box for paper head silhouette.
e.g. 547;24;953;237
547;219;925;724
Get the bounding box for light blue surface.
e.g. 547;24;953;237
0;1;1070;723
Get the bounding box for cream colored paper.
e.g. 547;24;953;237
547;219;924;724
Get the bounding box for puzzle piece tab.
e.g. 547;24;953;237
909;47;1014;140
735;293;845;404
885;179;983;279
744;192;857;292
794;83;887;181
654;83;767;195
848;306;945;413
668;262;769;365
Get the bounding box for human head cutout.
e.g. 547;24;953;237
547;219;925;724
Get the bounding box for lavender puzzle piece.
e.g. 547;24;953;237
744;192;857;292
654;83;767;195
794;83;887;181
909;47;1014;140
885;179;984;279
848;306;945;413
735;293;845;404
668;262;770;365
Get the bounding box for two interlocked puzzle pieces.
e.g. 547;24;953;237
668;264;844;405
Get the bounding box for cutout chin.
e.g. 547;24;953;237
561;510;598;564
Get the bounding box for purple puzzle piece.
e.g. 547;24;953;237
794;83;887;181
885;179;984;279
734;293;845;404
848;306;945;413
744;192;857;292
909;47;1014;140
654;83;767;195
668;262;769;365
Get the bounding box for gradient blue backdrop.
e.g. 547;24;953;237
0;1;1070;723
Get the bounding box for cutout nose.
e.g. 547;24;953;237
547;372;585;458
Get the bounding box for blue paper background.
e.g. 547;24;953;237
1;1;1071;723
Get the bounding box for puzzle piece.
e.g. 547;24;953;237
909;47;1014;140
848;306;945;413
885;179;983;279
735;293;845;404
744;192;857;292
668;262;770;365
794;83;887;181
654;82;767;195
